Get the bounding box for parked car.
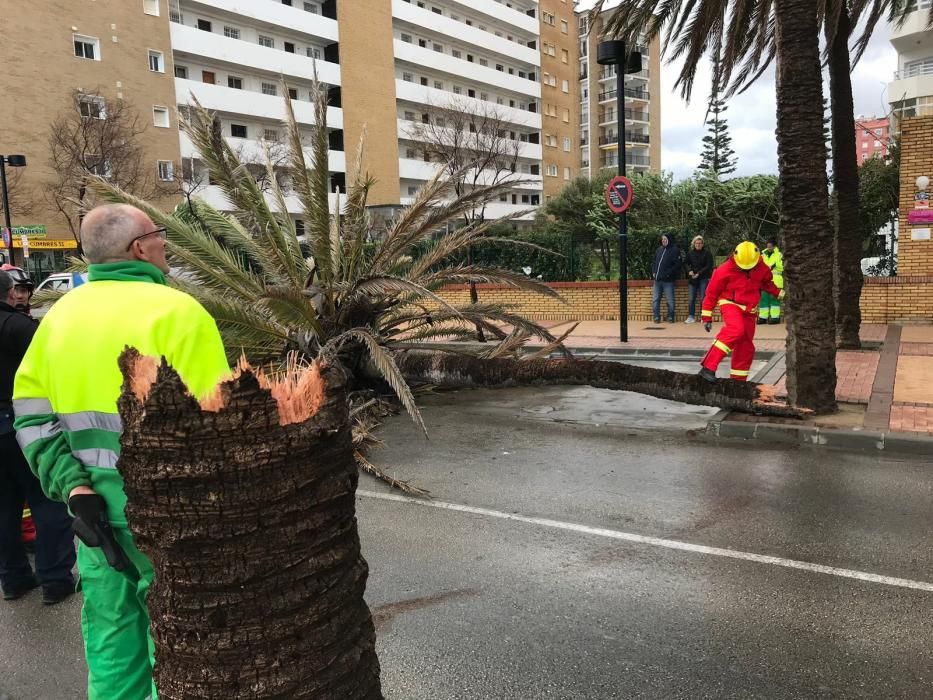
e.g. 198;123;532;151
31;272;88;319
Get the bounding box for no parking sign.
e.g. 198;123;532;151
605;175;633;214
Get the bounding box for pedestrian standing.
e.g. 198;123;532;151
684;235;714;324
698;241;784;382
759;238;784;325
0;269;76;605
14;204;230;699
651;233;682;323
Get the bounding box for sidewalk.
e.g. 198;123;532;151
537;319;933;441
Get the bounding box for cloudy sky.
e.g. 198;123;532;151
577;3;899;179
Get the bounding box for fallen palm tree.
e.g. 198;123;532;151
117;350;383;700
395;349;809;419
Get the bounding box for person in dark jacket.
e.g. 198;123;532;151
684;235;714;323
0;270;76;604
651;233;682;323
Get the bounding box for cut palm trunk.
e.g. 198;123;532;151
117;350;383;700
395;350;810;419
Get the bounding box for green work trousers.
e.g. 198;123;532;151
78;527;156;700
759;291;782;320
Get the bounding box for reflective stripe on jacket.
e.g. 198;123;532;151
13;262;230;526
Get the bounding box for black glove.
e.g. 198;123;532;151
69;494;129;571
704;322;712;333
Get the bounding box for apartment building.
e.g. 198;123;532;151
855;116;891;164
577;6;662;176
0;0;180;269
889;0;933;131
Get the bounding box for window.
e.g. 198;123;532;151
197;19;212;31
546;164;558;176
227;76;243;89
542;11;555;25
563;108;570;122
73;35;100;60
452;49;461;59
563;137;571;152
434;80;444;90
564;167;571;180
295;219;305;236
170;9;182;22
404;111;416;120
562;80;570;93
231;124;248;138
85;155;112;179
420;77;429;86
148;50;164;73
403;72;414;82
408;186;418;196
153;106;170;128
174;65;188;79
479;58;488;67
157;160;174;181
288;88;298;100
418;39;427;48
401;33;412;43
262;82;278;96
432;6;442;13
264;129;280;142
307;47;321;59
143;0;159;16
467;54;474;62
304;2;319;12
468;89;476;98
284;42;295;53
405;148;417;159
79;95;106;119
258;35;274;48
453;85;462;94
561;19;569;33
562;49;569;64
224;26;240;39
480;92;488;101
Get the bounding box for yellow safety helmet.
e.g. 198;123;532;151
733;241;761;270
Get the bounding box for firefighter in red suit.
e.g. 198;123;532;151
698;241;784;383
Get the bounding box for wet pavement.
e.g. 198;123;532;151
2;386;932;698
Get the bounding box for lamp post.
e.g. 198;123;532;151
597;42;642;342
0;154;27;266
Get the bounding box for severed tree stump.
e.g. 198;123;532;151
117;349;383;700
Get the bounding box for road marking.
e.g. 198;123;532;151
358;490;933;594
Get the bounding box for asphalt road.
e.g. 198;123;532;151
2;386;932;699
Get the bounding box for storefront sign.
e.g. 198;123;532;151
908;209;933;225
12;239;78;250
910;228;931;241
11;225;47;238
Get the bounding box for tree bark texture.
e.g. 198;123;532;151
827;6;864;350
773;0;839;413
395;350;811;419
116;352;383;700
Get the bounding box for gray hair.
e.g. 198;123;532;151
80;204;146;264
0;271;12;301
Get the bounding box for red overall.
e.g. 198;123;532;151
701;257;782;381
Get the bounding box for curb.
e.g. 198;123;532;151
705;416;933;457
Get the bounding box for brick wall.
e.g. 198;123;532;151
436;277;933;324
898;116;933;275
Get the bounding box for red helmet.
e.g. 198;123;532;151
0;264;33;291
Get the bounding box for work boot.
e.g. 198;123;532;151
697;367;718;383
2;575;39;601
41;583;76;606
757;317;767;325
768;318;780;325
653;317;661;324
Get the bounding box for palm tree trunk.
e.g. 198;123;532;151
773;0;838;413
395;350;811;419
117;352;383;700
827;5;863;350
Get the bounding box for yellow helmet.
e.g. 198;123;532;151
733;241;761;270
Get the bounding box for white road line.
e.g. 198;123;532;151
357;490;933;594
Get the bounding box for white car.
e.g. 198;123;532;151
31;272;88;319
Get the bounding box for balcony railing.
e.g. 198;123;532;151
894;61;933;79
598;133;650;145
599;109;651;124
598;88;651;102
602;154;652;168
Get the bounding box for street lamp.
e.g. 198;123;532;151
0;154;27;265
597;41;642;342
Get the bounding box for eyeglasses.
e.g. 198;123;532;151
125;227;167;251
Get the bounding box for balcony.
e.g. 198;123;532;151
598;88;651;103
398;158;543;189
599;109;651;125
171;23;341;85
890;7;933;51
398;119;544;161
597;133;650;146
180;133;346;172
602;154;652;168
394;80;542;129
175;78;344;129
392;0;539;66
394;40;541;98
193;185;343;214
181;0;338;42
443;0;539;35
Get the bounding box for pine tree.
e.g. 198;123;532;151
699;56;737;176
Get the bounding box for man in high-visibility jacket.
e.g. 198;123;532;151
698;241;784;383
14;204;230;699
758;238;784;325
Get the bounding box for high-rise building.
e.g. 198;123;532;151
855;116;891;164
577;7;662;177
0;0;181;268
888;0;933;131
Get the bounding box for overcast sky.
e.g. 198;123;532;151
576;3;899;179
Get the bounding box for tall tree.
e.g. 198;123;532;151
699;55;738;175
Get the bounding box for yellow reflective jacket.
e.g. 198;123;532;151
763;247;784;289
13;261;229;526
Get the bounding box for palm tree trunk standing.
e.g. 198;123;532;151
773;0;838;413
117;352;383;700
827;4;864;350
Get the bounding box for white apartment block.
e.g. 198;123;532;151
889;0;933;129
